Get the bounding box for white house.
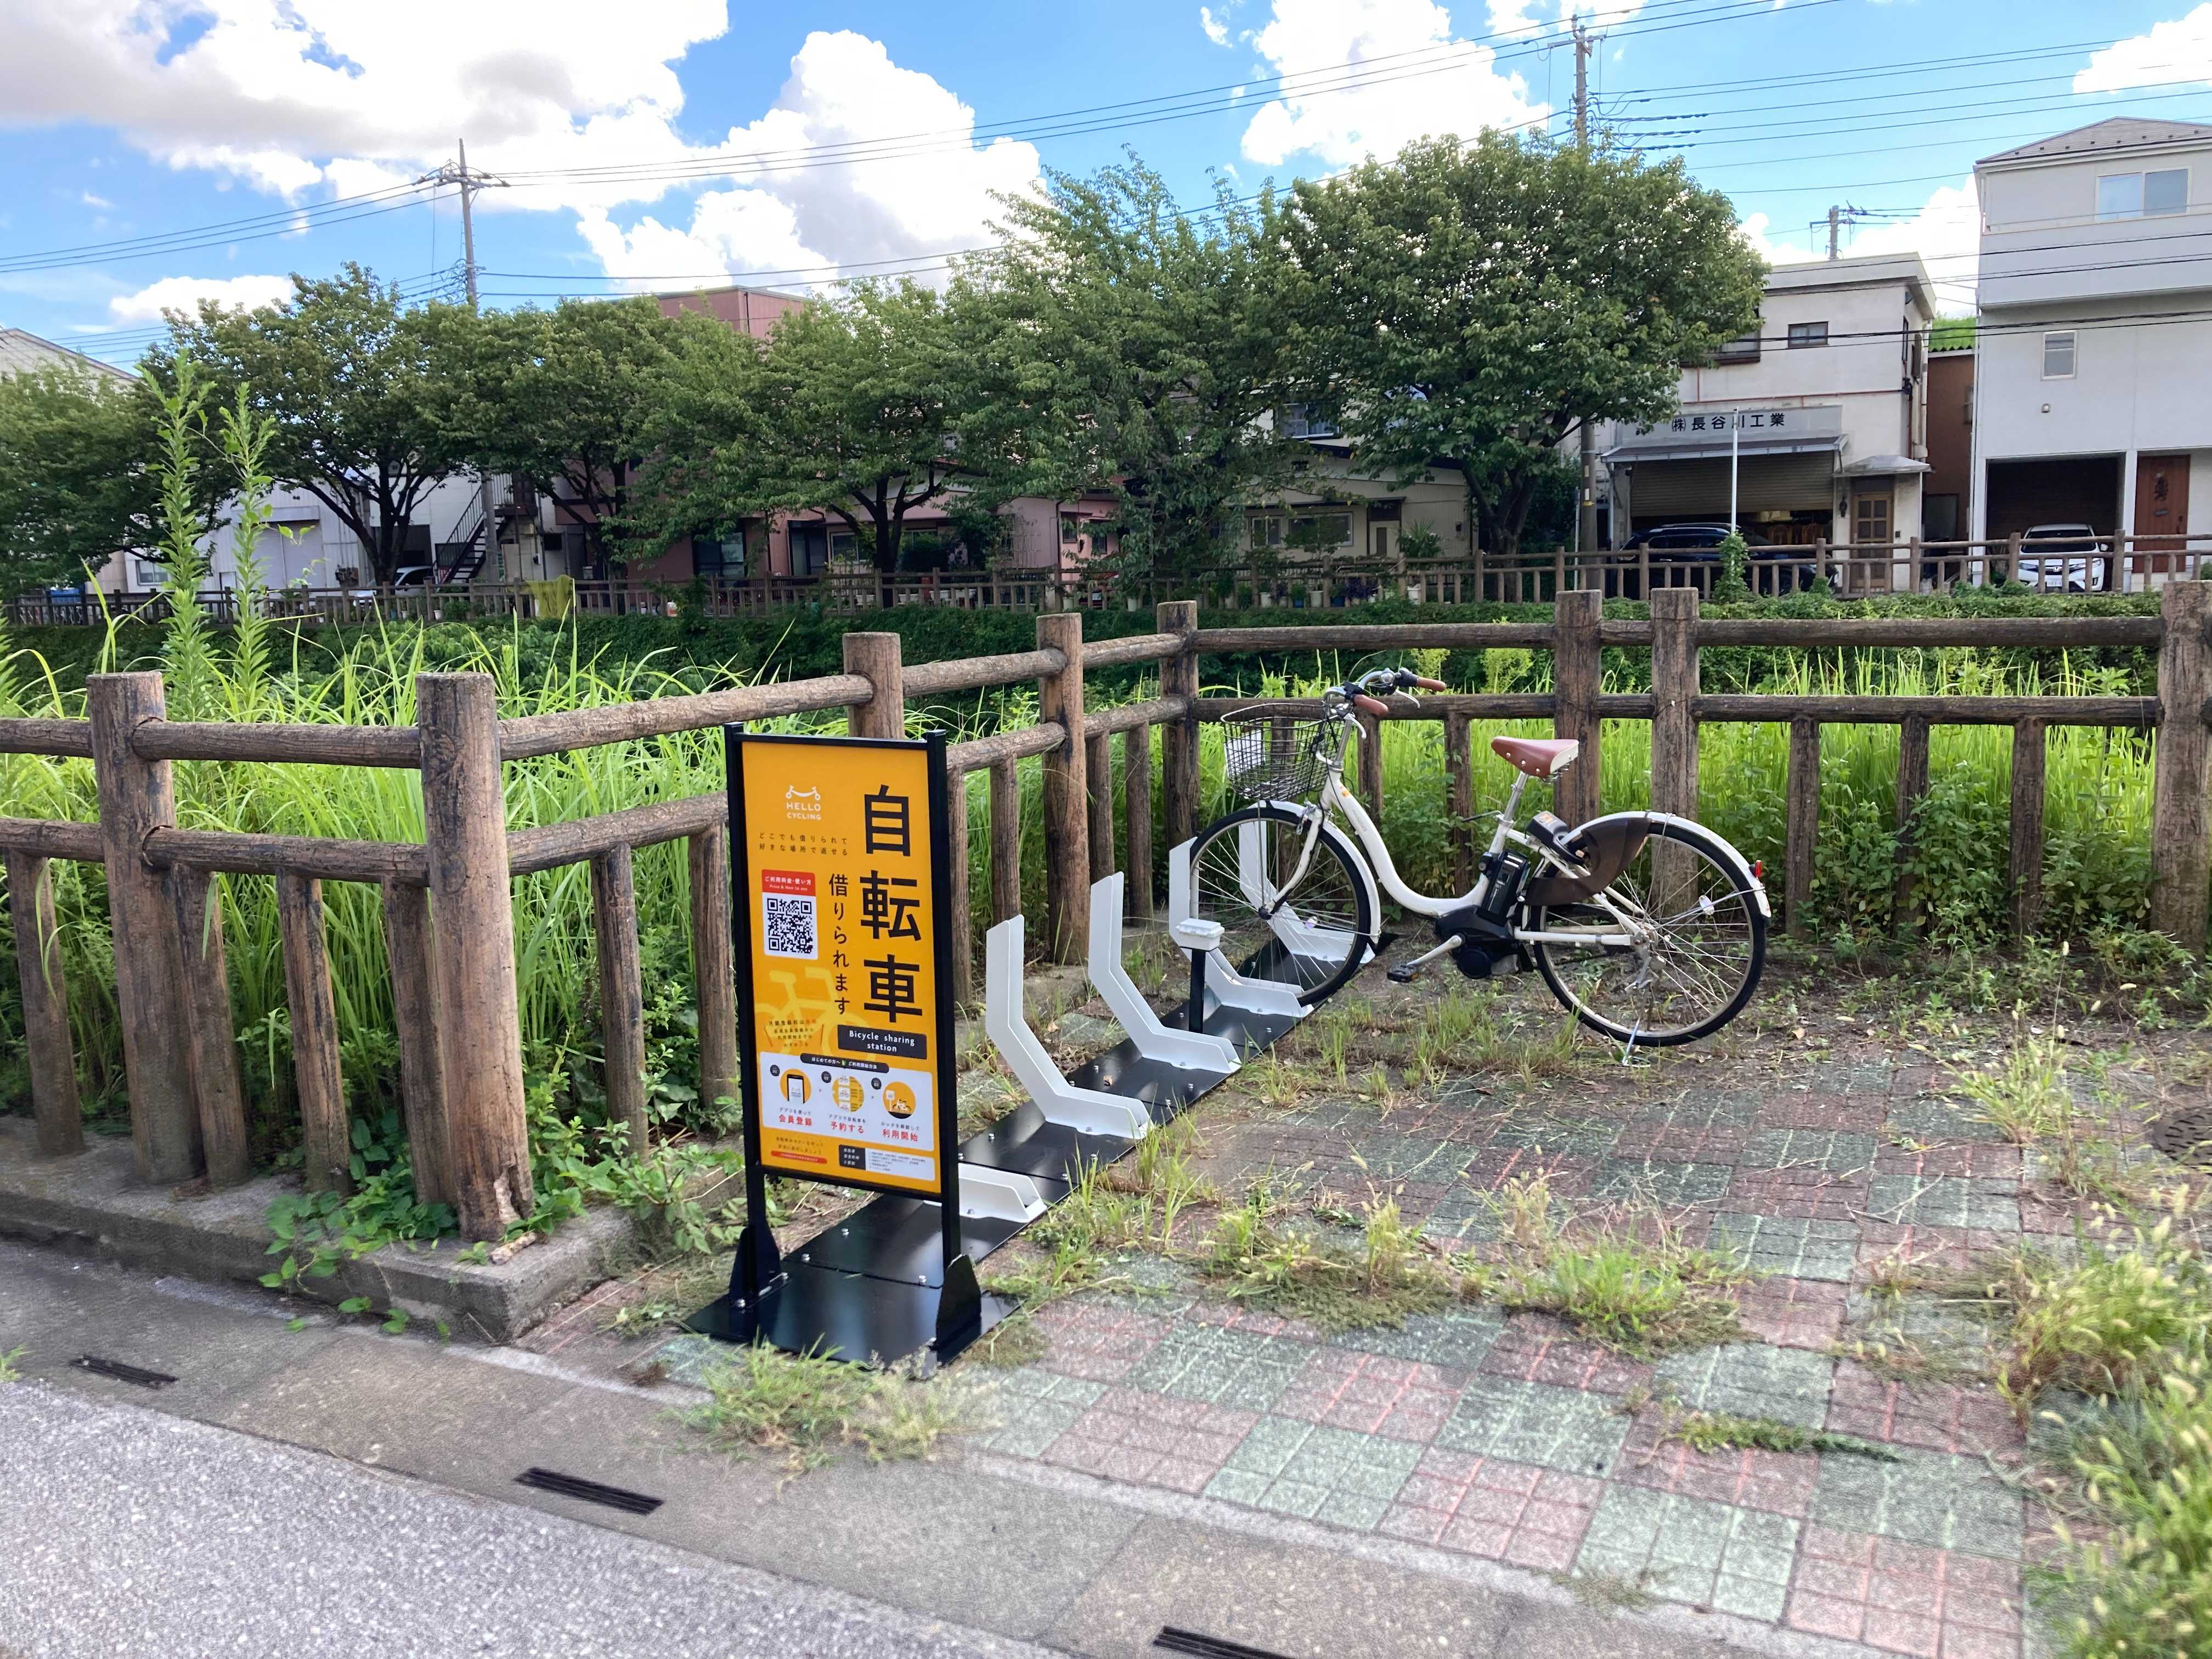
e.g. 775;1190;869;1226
1972;117;2212;571
1600;254;1936;552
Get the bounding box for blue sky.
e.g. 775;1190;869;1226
7;0;2212;365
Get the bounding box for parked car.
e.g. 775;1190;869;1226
1613;523;1820;595
2013;524;2113;593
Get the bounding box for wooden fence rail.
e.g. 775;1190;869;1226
2;586;2208;1239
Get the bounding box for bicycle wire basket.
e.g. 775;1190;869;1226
1220;703;1334;802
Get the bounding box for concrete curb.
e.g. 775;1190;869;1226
0;1120;636;1343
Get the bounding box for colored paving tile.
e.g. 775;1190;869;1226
1824;1362;2023;1457
1435;1375;1630;1475
1740;1128;1878;1173
1491;1116;1623;1159
1786;1524;2024;1658
1798;1063;1900;1097
1275;1346;1466;1441
1037;1385;1257;1494
1762;1094;1893;1132
1480;1322;1652;1395
1330;1305;1506;1372
1887;1099;2010;1144
1735;1276;1850;1350
1631;1091;1765;1128
1724;1165;1868;1221
975;1368;1108;1457
1336;1132;1480;1183
1575;1485;1802;1622
1866;1176;2021;1231
1121;1319;1316;1412
1617;1415;1820;1518
1654;1343;1837;1430
1379;1448;1605;1570
1591;1158;1735;1206
1607;1120;1752;1163
1811;1448;2025;1558
1416;1189;1501;1245
1876;1141;2023;1180
1708;1212;1863;1282
1029;1300;1170;1382
1205;1416;1425;1529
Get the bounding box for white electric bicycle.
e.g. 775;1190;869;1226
1188;667;1769;1047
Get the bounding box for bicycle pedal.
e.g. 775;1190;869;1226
1385;964;1419;984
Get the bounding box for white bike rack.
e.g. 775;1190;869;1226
956;1164;1048;1224
984;916;1152;1141
1166;839;1308;1021
1087;872;1240;1072
1233;817;1361;967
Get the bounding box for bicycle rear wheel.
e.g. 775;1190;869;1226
1186;805;1375;1005
1527;819;1764;1046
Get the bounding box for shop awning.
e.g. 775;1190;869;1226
1839;454;1932;477
1602;435;1844;465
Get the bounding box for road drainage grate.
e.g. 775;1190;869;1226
73;1356;176;1389
1153;1629;1296;1659
515;1468;664;1516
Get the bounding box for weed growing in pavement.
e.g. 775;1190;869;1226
2031;1356;2212;1659
685;1344;964;1472
1552;1568;1660;1613
1659;1407;1899;1463
1954;1035;2075;1144
600;1252;733;1338
1201;1187;1454;1334
1475;1173;1752;1358
0;1345;23;1383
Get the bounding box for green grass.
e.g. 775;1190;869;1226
1201;1187;1457;1333
1658;1406;1899;1462
0;1344;24;1383
683;1344;966;1471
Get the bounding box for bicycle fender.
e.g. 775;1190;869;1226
1252;798;1386;946
1526;810;1769;918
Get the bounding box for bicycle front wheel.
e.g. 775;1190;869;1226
1187;805;1375;1005
1527;819;1765;1047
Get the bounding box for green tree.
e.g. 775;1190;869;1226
642;283;997;574
461;297;696;570
961;160;1298;589
1279;134;1765;560
0;365;199;595
149;265;484;582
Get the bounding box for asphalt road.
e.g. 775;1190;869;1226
0;1384;1049;1659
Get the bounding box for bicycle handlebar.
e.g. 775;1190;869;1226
1351;693;1392;715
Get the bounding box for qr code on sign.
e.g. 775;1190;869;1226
762;894;816;959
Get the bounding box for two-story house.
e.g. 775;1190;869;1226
1601;254;1936;555
1972;117;2212;573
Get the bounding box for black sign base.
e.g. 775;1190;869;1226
788;1193;1049;1286
684;1262;1011;1364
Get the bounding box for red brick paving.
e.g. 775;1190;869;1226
1726;1166;1870;1220
1477;1320;1651;1396
1379;1448;1605;1571
1041;1386;1259;1494
1785;1525;2023;1657
1275;1347;1467;1442
1736;1275;1850;1349
1616;1415;1820;1517
1824;1363;2024;1457
1029;1300;1170;1383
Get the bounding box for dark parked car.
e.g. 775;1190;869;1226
1613;523;1819;595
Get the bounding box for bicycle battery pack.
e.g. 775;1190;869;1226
1521;814;1651;909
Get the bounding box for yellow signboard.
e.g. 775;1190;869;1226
731;734;950;1199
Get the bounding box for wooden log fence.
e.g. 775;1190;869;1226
3;586;2208;1239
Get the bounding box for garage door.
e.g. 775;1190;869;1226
1985;456;2121;541
1628;453;1838;517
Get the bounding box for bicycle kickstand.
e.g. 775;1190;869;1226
1386;934;1463;984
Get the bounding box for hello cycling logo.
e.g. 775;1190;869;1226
782;785;822;822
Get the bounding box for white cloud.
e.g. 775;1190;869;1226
2;10;1043;297
107;273;297;324
1487;0;1647;37
80;190;113;209
1739;180;1981;306
1201;6;1233;45
1238;0;1546;168
2075;5;2212;93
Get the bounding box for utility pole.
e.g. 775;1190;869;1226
421;140;509;582
1827;205;1840;261
1573;19;1601;561
1818;204;1872;261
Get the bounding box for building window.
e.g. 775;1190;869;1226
1787;321;1828;349
1853;493;1892;546
2098;167;2188;221
2042;331;2076;379
828;531;859;565
1712;330;1762;364
693;531;744;578
1282;403;1339;439
1289;512;1352;548
1250;514;1283;549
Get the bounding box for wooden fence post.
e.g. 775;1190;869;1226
3;850;83;1157
989;758;1022;923
1443;713;1474;891
1086;727;1115;881
86;672;199;1183
1356;709;1385;824
843;631;906;741
1893;716;1932;936
171;867;250;1189
2009;720;2047;940
417;672;532;1242
1123;724;1154;921
1036;612;1089;964
1552;588;1602;824
1158;600;1200;854
276;872;349;1196
591;844;649;1156
1786;717;1820;938
380;878;452;1208
2151;579;2212;950
689;826;740;1120
947;768;974;1007
1649;586;1701;912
